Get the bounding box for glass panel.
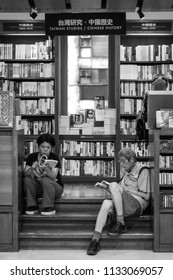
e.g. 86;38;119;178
68;35;108;115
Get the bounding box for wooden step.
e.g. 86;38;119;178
36;197;105;213
20;197;153;250
19;227;153;250
19;214;153;250
21;212;153;230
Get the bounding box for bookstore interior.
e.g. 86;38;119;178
1;0;173;253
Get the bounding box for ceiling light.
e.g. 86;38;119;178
28;0;38;20
30;7;38;19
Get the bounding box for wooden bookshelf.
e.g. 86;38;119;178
154;129;173;251
0;128;24;251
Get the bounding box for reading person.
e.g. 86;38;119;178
87;147;150;255
24;133;63;216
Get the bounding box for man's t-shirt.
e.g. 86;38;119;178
120;162;150;212
26;152;63;187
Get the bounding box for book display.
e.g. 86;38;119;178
120;35;173;140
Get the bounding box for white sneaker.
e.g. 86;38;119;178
41;207;56;216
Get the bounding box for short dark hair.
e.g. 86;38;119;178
37;133;56;147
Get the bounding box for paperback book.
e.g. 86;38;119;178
94;180;110;193
45;159;58;169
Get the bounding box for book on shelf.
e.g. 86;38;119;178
85;109;95;124
156;109;173;128
94;180;110;193
70;114;84;127
94;96;105;109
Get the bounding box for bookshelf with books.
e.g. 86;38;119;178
0;23;55;157
154;129;173;251
59;135;116;183
59;106;116;183
119;34;173;167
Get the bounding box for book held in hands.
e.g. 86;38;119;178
94;180;110;193
45;159;58;169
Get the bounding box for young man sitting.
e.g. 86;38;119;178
87;147;150;255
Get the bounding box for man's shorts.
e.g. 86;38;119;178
122;190;142;217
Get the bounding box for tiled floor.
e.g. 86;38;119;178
0;249;173;260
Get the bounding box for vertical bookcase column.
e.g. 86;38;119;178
109;35;121;181
55;36;68;154
153;129;160;251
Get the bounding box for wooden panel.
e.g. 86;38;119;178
0;135;13;205
0;213;12;244
160;214;173;244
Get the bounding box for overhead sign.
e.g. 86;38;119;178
45;13;126;36
127;21;172;33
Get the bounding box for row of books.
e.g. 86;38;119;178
160;156;173;168
121;142;149;157
159;173;173;184
120;81;152;96
15;117;55;135
18;99;55;115
120;99;142;114
0;39;54;60
24;141;38;157
121;81;173;96
60;140;115;157
120;64;173;80
160;194;173;208
61;159;115;177
160;139;173;152
120;44;173;62
0;80;54;96
0;62;55;78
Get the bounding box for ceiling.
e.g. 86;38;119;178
0;0;173;13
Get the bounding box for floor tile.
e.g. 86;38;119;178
0;249;173;260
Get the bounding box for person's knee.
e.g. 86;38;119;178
42;177;51;185
109;182;121;194
42;177;54;191
100;199;113;214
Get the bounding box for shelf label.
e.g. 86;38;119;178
3;21;45;33
127;21;172;33
45;13;126;35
